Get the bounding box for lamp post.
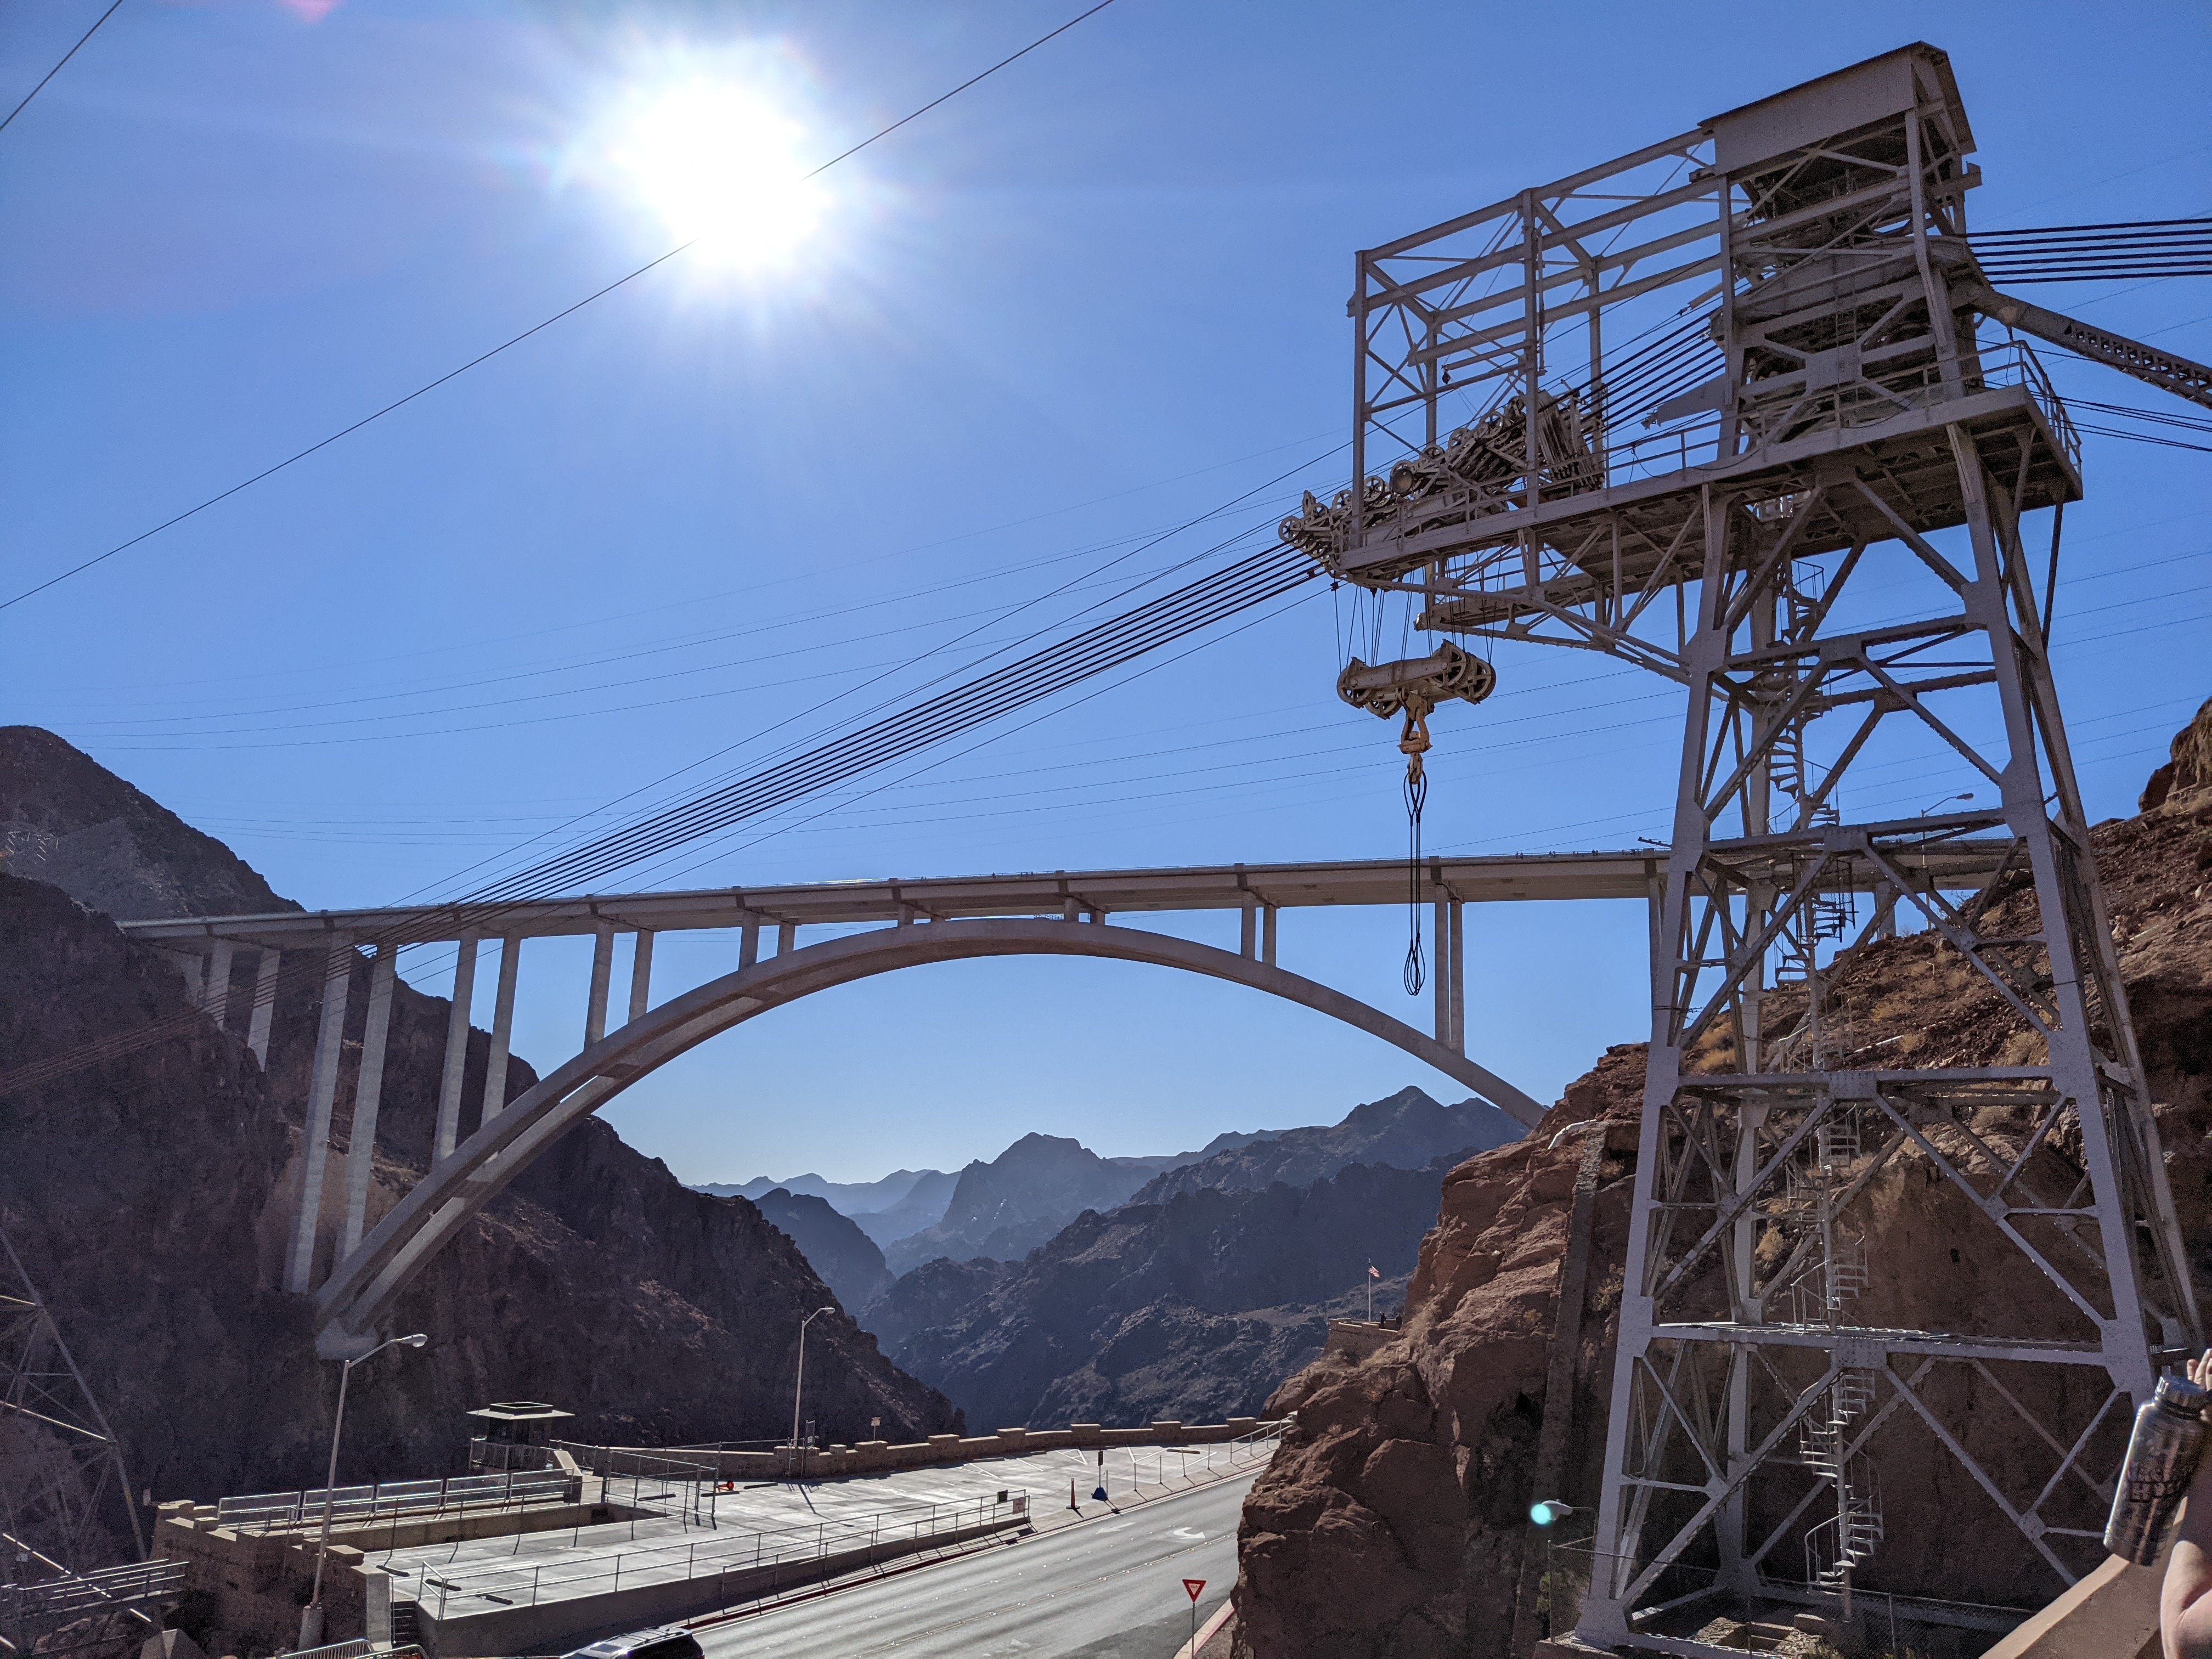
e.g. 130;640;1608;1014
300;1332;426;1650
789;1306;835;1470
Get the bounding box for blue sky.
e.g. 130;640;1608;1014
5;1;2208;1183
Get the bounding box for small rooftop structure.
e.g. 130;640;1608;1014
466;1402;573;1473
466;1402;572;1443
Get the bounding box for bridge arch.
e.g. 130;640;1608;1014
312;918;1544;1355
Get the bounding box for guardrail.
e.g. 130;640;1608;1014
416;1493;1027;1618
0;1558;187;1627
216;1471;575;1535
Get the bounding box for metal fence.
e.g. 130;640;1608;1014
0;1557;187;1629
1537;1541;2029;1657
215;1471;575;1534
414;1493;1026;1618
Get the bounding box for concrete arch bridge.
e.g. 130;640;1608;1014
117;847;1995;1357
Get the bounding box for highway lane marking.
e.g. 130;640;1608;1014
703;1488;1245;1658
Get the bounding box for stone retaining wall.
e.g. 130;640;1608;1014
573;1418;1267;1482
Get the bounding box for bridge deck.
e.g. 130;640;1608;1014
119;843;2003;950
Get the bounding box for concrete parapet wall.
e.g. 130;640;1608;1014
155;1496;639;1653
572;1419;1265;1483
416;1514;1026;1658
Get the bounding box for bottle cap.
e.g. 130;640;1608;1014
2157;1374;2210;1411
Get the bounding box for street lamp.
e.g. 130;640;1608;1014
789;1307;836;1466
300;1333;426;1649
1529;1499;1574;1526
1920;791;1974;815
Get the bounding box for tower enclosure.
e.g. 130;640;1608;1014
1287;42;2200;1646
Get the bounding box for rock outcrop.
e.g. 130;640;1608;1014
1230;726;2212;1657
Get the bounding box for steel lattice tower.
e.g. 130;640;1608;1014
0;1227;141;1582
1285;42;2202;1648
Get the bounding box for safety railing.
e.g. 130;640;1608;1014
0;1558;187;1626
415;1492;1027;1618
215;1470;575;1535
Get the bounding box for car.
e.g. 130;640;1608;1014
558;1627;704;1659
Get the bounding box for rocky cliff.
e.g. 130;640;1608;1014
1130;1087;1520;1206
0;730;958;1559
1228;712;2212;1658
883;1154;1473;1432
748;1188;895;1310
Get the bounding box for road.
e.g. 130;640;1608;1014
693;1472;1253;1659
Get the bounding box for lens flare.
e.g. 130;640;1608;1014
604;75;827;271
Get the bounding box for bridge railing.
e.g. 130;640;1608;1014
215;1470;575;1534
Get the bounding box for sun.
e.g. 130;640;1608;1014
603;75;829;272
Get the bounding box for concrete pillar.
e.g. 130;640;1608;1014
435;933;479;1163
341;945;397;1255
1448;899;1465;1056
1432;894;1451;1043
285;938;353;1294
739;920;759;970
1261;904;1277;967
1240;897;1256;960
1063;898;1080;923
247;947;281;1066
777;920;797;956
483;935;523;1122
204;939;236;1029
584;922;615;1046
628;931;654;1023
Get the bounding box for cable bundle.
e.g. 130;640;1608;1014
1965;217;2212;283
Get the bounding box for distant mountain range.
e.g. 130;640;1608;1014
1128;1086;1520;1205
693;1126;1297;1271
873;1154;1470;1429
685;1086;1526;1431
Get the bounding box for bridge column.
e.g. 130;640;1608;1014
436;932;479;1161
285;937;353;1294
1448;899;1465;1056
777;920;796;956
739;919;759;970
1262;903;1277;967
629;930;655;1021
204;938;235;1029
1432;895;1451;1045
1239;895;1256;958
483;935;523;1121
584;922;615;1046
247;946;280;1066
341;945;396;1254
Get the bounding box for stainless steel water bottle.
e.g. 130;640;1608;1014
2106;1373;2210;1565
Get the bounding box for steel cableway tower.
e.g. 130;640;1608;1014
1284;42;2202;1649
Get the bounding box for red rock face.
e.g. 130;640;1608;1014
1232;730;2212;1658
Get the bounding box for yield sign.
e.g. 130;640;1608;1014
1183;1579;1206;1602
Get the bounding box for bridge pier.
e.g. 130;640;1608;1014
435;932;479;1161
584;922;615;1045
483;935;522;1121
628;930;654;1020
204;938;235;1026
341;945;397;1254
248;947;279;1066
285;937;353;1294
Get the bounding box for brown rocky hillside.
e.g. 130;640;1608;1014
1230;696;2212;1658
0;729;957;1556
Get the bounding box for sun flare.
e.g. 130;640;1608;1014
604;76;828;271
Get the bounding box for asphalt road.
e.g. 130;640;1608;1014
693;1472;1254;1659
